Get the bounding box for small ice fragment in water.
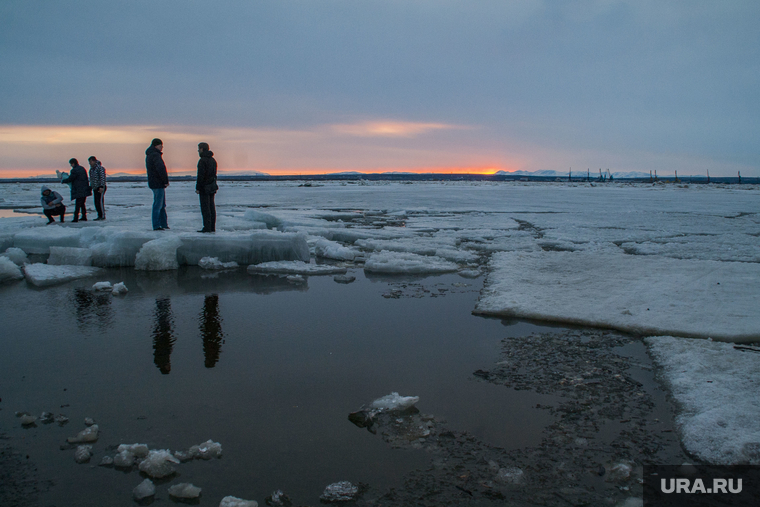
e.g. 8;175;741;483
113;450;135;468
19;414;37;426
138;449;179;478
286;275;305;284
199;256;239;270
320;481;358;502
133;478;156;500
74;445;92;463
40;412;55;424
605;461;633;483
220;496;259;507
265;489;291;506
495;467;524;484
117;443;149;458
174;450;193;462
333;274;355;284
55;414;69;425
99;455;114;467
84;417;95;426
92;281;112;291
458;269;481;278
370;392;420;411
168;482;202;499
188;439;222;460
111;282;128;295
67;424;98;443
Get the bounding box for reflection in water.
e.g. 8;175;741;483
73;288;113;330
200;294;224;368
152;297;175;374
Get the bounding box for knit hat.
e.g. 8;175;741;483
151;138;163;147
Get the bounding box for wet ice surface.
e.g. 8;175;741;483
0;269;558;506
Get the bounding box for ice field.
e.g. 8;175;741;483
1;179;760;501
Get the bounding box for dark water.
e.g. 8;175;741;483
0;268;556;506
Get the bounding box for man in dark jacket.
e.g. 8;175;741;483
145;138;169;230
195;142;217;232
88;156;107;220
61;158;90;222
40;185;66;224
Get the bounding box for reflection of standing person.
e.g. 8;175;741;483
40;186;66;224
145;138;169;231
62;158;90;222
152;297;175;374
88;156;107;220
195;142;217;233
200;294;224;368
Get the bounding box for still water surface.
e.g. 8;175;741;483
1;267;556;506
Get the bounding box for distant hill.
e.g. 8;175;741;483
496;170;656;179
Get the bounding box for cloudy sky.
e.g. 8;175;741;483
1;1;757;177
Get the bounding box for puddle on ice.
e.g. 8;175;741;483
0;268;558;506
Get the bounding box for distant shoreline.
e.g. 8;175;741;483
1;173;757;184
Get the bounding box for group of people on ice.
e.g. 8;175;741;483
41;139;218;232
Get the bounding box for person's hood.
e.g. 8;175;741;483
200;150;214;158
41;185;51;194
146;145;161;156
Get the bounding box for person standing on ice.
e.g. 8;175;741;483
145;138;170;230
40;186;66;224
61;158;90;222
88;156;107;220
195;142;217;233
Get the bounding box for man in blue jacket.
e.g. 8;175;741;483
145;138;169;230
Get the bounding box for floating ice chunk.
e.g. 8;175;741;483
47;246;93;266
67;424;99;443
458;269;481;278
364;251;458;274
133;478;156;500
264;490;290;506
138;449;179;478
0;256;24;283
220;496;259;507
495;467;524;485
14;227;81;254
646;336;760;464
477;251;760;342
320;481;358;502
117;443;149;459
74;445;92;463
99;455;114;467
199;256;239;270
134;237;182;270
244;209;281;228
23;263;101;287
370;392;420;411
314;238;356;261
55;414;69;425
1;247;28;265
174;450;193;462
287;275;305;284
84;417;95;426
333;274;355;284
40;412;55;424
188;439;222;460
92;281;112;291
604;461;633;483
111;282;128;295
248;260;347;275
113;450;135;468
19;413;37;426
86;229;154;267
168;482;202;499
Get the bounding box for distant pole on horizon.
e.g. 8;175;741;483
569;168;572;182
738;171;742;184
655;170;658;182
707;169;710;184
587;168;590;182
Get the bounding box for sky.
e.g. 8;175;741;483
0;0;758;177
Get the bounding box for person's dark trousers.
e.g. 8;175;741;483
93;186;106;219
199;193;216;232
44;206;66;223
73;197;87;221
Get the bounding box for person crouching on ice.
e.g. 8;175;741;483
41;186;66;224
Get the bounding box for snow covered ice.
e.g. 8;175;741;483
1;180;760;469
370;392;420;411
168;482;202;499
220;496;258;507
138;449;179;478
132;478;155;500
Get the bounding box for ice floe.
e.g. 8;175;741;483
1;246;28;265
23;263;102;287
138;449;179;478
134;236;182;270
646;336;760;464
168;482;202;499
133;478;155;500
364;251;458;274
248;260;347;275
370;392;420;411
320;481;359;502
0;256;24;282
476;251;760;342
67;424;99;443
199;256;239;270
220;496;258;507
47;246;93;266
